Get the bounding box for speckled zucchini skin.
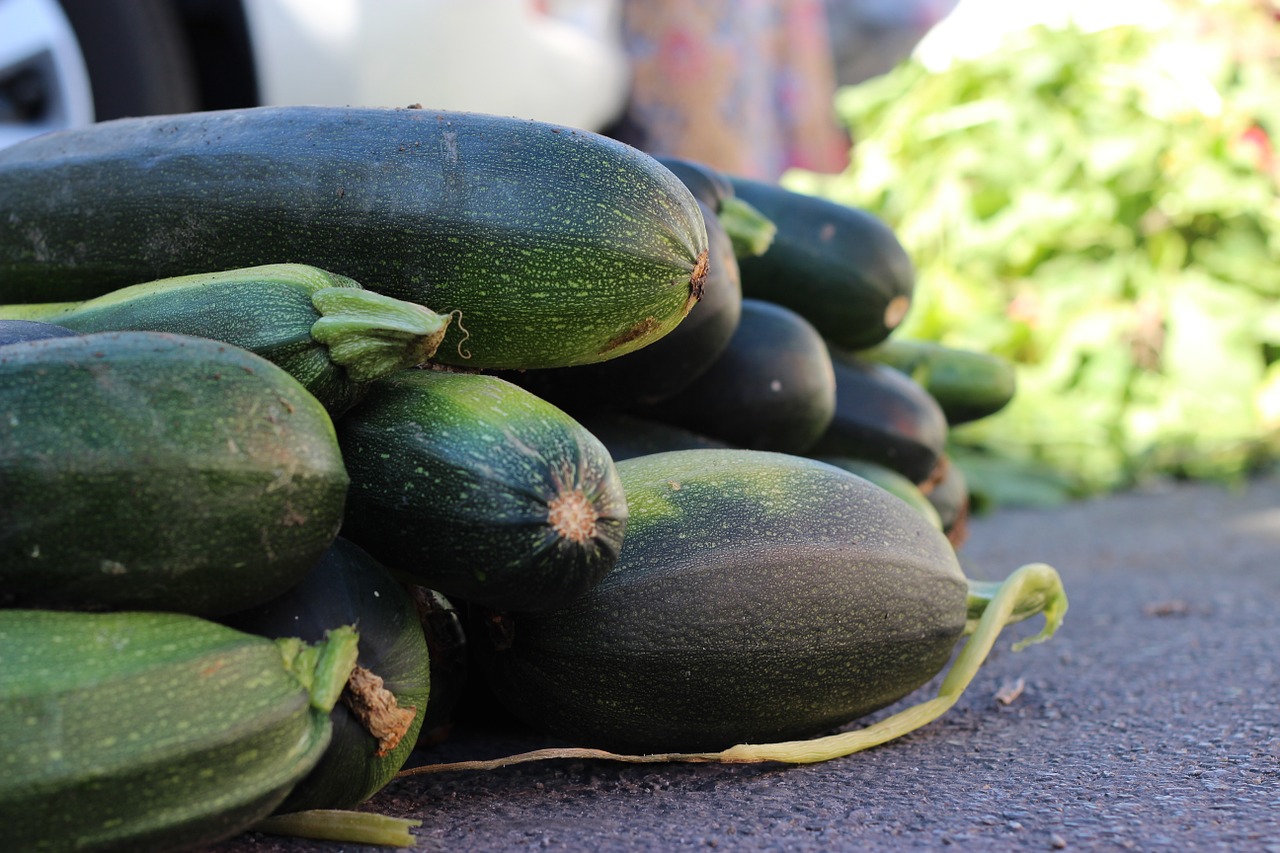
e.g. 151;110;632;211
476;449;969;753
338;369;628;613
0;106;709;369
816;456;944;531
0;609;339;853
0;331;349;616
504;199;742;410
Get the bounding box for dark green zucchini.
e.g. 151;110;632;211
577;411;729;462
730;175;915;350
861;338;1017;425
0;331;349;617
474;449;969;752
817;456;944;531
925;455;971;548
634;299;837;455
654;155;736;209
654;155;776;257
0;318;75;345
0;105;708;370
407;585;469;748
502;200;742;409
0;264;451;415
222;538;430;812
809;344;950;486
0;609;358;853
338;369;628;613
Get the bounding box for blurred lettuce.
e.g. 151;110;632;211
790;15;1280;501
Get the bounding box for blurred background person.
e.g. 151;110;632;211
824;0;960;86
604;0;851;181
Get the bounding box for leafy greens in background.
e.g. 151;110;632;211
790;13;1280;505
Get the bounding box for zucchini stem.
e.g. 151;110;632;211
309;625;362;712
310;288;451;381
397;562;1067;774
965;569;1064;641
716;196;778;258
965;579;1004;634
252;809;422;848
278;625;361;713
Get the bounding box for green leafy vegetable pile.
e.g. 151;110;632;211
790;13;1280;503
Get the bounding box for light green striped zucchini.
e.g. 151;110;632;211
0;264;450;415
0;609;358;853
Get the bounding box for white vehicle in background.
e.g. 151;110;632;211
0;0;630;150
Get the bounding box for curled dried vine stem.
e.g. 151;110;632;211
446;309;471;360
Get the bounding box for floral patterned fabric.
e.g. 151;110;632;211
607;0;850;181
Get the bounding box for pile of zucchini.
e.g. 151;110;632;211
0;105;1065;852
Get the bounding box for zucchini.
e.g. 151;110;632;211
503;199;742;409
634;299;837;455
653;155;736;210
654;155;777;257
861;338;1017;426
0;105;709;369
809;345;950;486
0;264;451;415
0;318;75;345
338;369;628;613
577;411;729;462
817;456;944;531
474;449;970;752
407;585;469;748
730;176;915;350
222;538;430;813
0;609;358;853
0;331;349;617
925;455;972;548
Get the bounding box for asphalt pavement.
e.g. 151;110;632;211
215;473;1280;852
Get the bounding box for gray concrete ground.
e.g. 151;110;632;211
217;474;1279;852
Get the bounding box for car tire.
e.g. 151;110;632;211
57;0;200;120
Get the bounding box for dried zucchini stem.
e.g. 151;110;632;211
398;562;1067;774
